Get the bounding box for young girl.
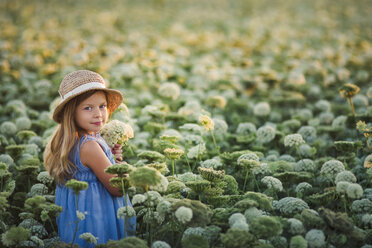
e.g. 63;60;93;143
44;70;136;247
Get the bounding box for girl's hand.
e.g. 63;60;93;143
111;144;123;162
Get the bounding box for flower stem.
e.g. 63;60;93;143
192;160;197;172
172;159;176;176
198;134;203;162
295;146;303;160
47;216;57;235
243;170;249;192
128;144;134;156
184;154;192;172
348;97;356;116
210;131;220;155
342;195;348;214
71;194;79;247
121;178;129;237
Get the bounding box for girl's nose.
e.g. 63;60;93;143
94;108;102;117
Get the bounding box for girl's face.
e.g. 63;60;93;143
75;91;108;135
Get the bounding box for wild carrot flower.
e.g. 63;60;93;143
175;206;193;224
101;120;134;147
79;232;98;245
164;148;184;160
164;148;185;176
199;115;214;131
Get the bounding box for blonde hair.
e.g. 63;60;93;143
44;90;109;184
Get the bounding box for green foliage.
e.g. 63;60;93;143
181;234;209;248
138;151;166;162
289;235;308;248
171;199;212;227
300;209;325;229
129;166;162;190
318;207;354;234
16;130;37;142
267;160;293;173
222;175;239;195
244;192;273;211
5;145;26;159
1;226;31;247
65;179;89;194
105;162;135;176
105;236;148;248
220;229;257;248
273;171;313;185
250;216;283;239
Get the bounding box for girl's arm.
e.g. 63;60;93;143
111;144;123;162
80;140;123;197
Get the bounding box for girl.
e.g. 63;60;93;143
44;70;136;247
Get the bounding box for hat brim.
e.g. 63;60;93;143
52;88;123;123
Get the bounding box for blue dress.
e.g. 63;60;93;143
55;133;136;247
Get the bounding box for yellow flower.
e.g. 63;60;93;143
199;115;214;131
206;96;227;109
164;148;184;160
356;121;367;131
339;83;360;98
364;155;372;168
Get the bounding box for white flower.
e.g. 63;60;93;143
151;240;171;248
101;120;134;147
179;123;203;133
187;143;206;159
297;126;316;142
305;229;325;248
288;71;306;86
76;211;87;221
261;176;283;192
79;232;98;245
336;181;350;194
320;160;345;179
253;102;271;116
117;206;136;218
149;173;169;193
335;171;357;184
37;171;54;184
231;220;249;231
29;183;48;197
237;153;260;163
284;134;305;147
295;182;312;194
156;200;172;215
346;183;363;199
132;194;147;205
228;213;245;226
175;206;193;224
158;82;181;100
201;158;222;169
288;218;305;235
236;122;256;134
256;126;276;143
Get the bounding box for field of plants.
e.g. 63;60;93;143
1;0;372;247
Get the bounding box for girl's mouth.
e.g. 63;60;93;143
93;122;102;126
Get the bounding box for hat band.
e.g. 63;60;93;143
60;82;105;103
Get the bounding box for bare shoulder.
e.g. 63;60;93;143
80;140;106;167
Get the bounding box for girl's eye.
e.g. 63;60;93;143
84;106;92;111
100;105;107;109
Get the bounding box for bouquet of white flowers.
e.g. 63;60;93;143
100;120;134;147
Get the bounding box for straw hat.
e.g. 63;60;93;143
53;70;123;123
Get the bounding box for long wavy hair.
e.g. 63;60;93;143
44;90;108;184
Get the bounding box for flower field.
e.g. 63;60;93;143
1;0;372;247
